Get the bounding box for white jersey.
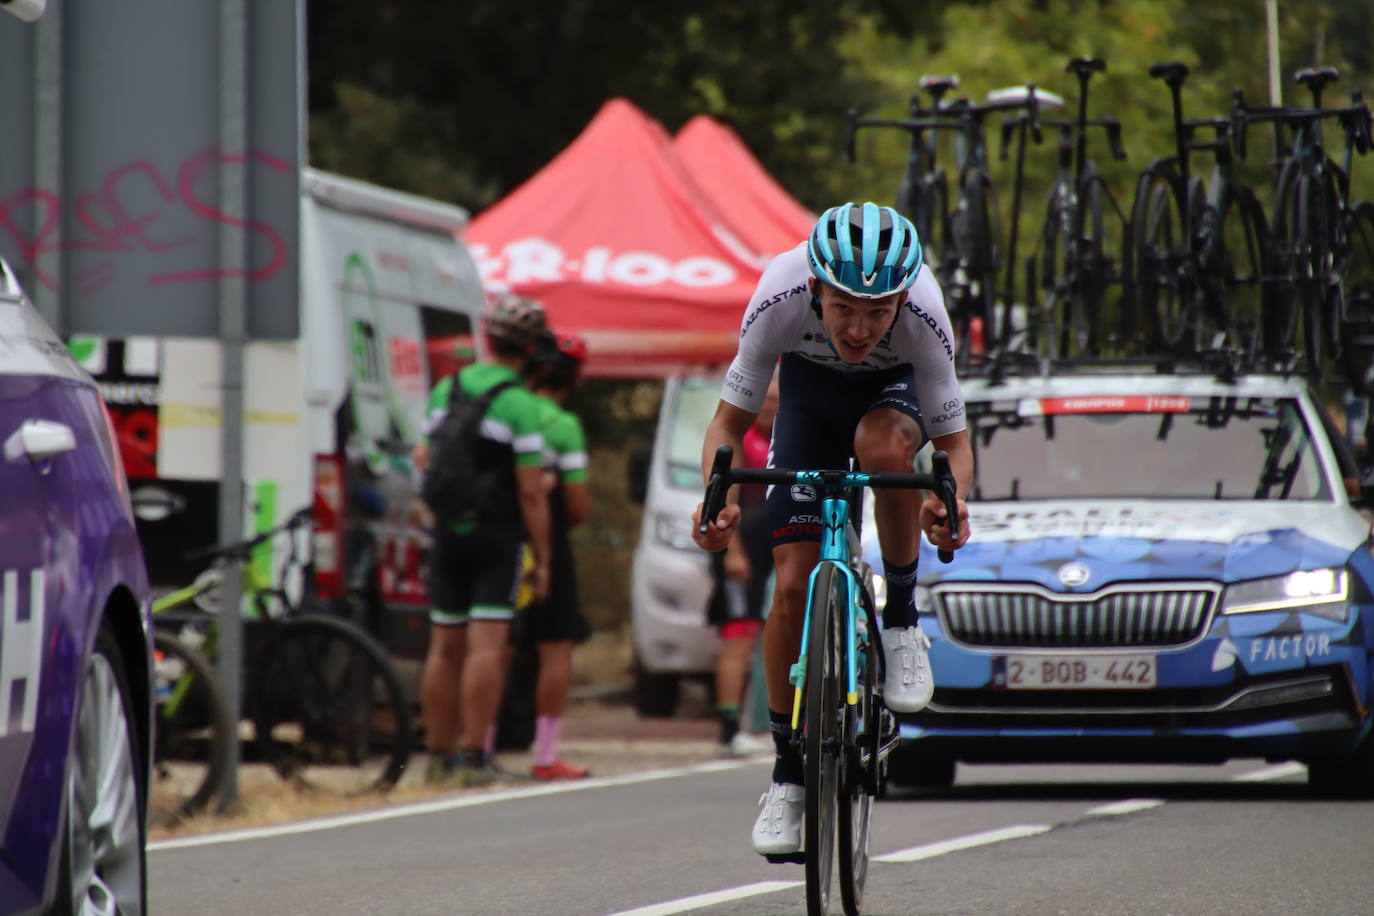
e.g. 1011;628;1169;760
721;243;967;437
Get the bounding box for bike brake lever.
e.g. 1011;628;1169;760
930;450;960;564
698;444;734;537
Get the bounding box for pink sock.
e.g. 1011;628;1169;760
534;716;563;768
484;723;497;758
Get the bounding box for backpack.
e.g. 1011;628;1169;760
421;376;518;522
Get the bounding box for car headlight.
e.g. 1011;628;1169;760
1222;568;1348;621
652;511;698;551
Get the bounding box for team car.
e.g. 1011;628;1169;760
891;365;1374;796
0;258;152;915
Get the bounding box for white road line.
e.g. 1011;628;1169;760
148;758;761;851
604;881;802;916
1086;798;1165;817
1232;761;1307;783
874;823;1052;863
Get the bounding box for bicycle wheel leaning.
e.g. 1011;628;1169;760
804;564;844;916
150;630;230;825
252;614;413;795
837;577;880;916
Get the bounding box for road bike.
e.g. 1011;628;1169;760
700;448;959;916
1131;61;1271;362
1026;57;1130;359
849;84;1055;361
149;626;231;824
1231;67;1373;379
153;506;414;798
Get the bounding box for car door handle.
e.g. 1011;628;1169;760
4;419;77;463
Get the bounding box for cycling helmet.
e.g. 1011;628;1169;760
553;331;588;366
485;294;548;347
807;202;923;299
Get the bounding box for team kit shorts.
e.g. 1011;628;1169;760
427;522;526;625
766;353;928;547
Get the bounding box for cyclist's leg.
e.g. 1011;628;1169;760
853;373;935;713
420;526;472;771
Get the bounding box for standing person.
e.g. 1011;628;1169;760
691;203;972;856
417;294;552;787
708;375;779;757
518;330;595;780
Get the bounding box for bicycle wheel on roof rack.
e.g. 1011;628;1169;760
1133;164;1206;354
1339;201;1374;392
1295;171;1332;378
804;564;843;916
252;614;413;795
1037;188;1078;359
1204;183;1269;363
1265;162;1303;360
958;172;1000;358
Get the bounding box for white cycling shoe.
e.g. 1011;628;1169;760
883;626;934;713
751;782;805;855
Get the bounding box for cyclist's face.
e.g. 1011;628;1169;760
813;281;902;363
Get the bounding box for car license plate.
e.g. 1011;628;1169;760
1000;654;1157;689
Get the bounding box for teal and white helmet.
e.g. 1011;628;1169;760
807;202;923;299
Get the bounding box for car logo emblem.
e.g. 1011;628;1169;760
1057;562;1090;587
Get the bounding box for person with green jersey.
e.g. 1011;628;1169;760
416;294;553;786
515;330;594;780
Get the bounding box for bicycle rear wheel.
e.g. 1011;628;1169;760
252;614;413;795
150;630;230;825
804;565;843;916
1296;171;1332;376
1204;183;1269;361
837;581;879;916
1340;201;1374;391
1133;165;1203;353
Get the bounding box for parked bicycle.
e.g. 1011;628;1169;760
1130;61;1271;361
1231;67;1373;378
149;627;231;824
849;83;1055;360
152;506;414;798
700;447;959;916
1026;57;1131;359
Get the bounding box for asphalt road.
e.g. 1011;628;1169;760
148;758;1374;915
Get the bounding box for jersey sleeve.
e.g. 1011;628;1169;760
548;411;589;484
720;246;808;412
900;270;967;438
497;388;546;467
421;375;454;440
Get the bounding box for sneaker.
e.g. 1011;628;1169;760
425;753;461;785
882;626;934;713
751;782;805;855
720;731;772;758
452;752;522;788
532;759;590;781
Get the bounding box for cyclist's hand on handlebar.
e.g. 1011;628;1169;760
691;501;740;552
920;495;970;550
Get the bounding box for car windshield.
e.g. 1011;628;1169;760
969;394;1331;501
665;376;721;489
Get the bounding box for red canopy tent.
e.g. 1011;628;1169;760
466;98;768;377
673;115;815;262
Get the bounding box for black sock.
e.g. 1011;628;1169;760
882;557;918;630
718;705;741;745
457;747;487;767
768;709;804;785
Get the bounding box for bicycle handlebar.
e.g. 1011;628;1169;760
183;506;313;564
1230;87;1373;161
699;445;959;563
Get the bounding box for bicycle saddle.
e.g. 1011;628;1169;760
985;86;1064;110
1295;66;1340;92
1067;56;1106;77
1148;61;1190;86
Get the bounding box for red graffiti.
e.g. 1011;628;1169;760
0;146;292;295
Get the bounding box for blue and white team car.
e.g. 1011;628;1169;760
891;366;1374;796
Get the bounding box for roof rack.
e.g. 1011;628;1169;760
965;346;1312;385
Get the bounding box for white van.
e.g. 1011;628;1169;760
629;373;725;716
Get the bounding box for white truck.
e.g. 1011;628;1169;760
74;167;487;663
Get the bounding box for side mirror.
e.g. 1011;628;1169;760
627;442;651;505
0;0;46;22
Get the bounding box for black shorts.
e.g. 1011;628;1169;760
516;524;590;644
766;353;927;547
427;522;525;626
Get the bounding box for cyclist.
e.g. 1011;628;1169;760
691;202;972;856
417;294;553;787
520;330;594;780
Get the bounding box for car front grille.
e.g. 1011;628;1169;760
934;583;1219;649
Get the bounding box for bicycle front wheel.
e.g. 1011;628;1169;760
1133;165;1199;353
1340;201;1374;391
252;615;413;795
804;565;843;916
150;630;230;825
837;585;879;916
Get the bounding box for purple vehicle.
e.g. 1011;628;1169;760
0;259;151;915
